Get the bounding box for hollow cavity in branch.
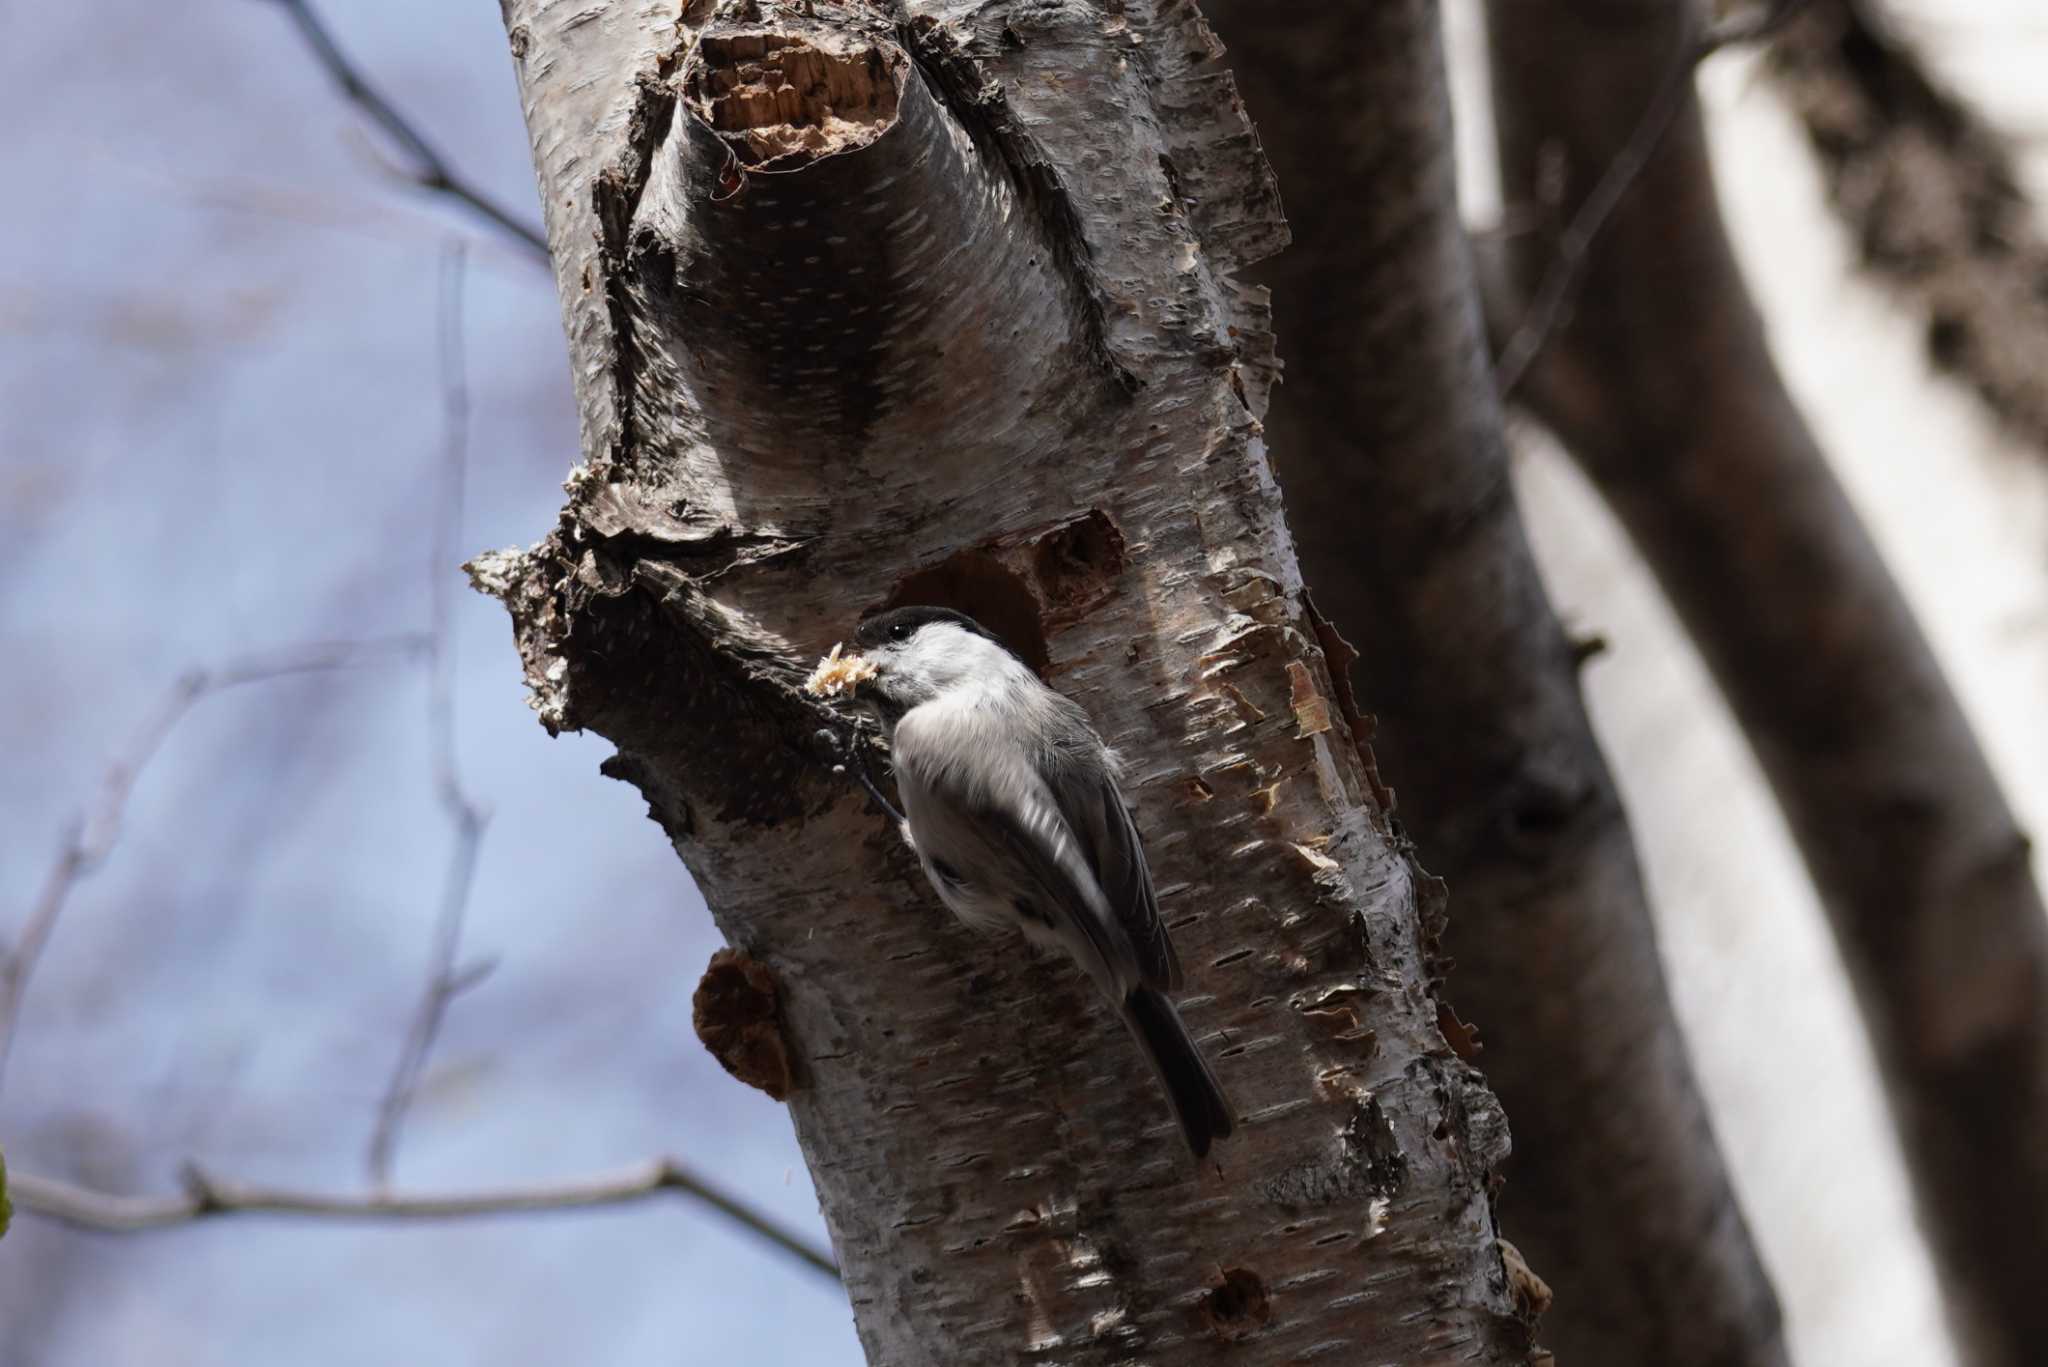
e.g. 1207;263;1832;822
687;31;904;169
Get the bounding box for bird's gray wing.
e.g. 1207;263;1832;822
895;730;1140;997
1050;761;1183;993
977;782;1143;999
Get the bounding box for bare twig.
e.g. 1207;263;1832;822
368;242;493;1186
63;136;550;273
0;637;429;1093
1493;0;1810;396
263;0;549;263
9;1160;839;1279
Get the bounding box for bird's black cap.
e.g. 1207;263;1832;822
854;605;1010;654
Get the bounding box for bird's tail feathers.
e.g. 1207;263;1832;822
1124;987;1234;1159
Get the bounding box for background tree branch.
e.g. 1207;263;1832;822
7;1159;837;1277
1485;1;2048;1362
1766;0;2048;460
1202;3;1786;1364
264;0;550;261
0;236;836;1307
1493;0;1810;397
0;618;830;1288
0;637;428;1092
367;240;494;1186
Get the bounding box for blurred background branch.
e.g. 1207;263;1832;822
1767;0;2048;461
0;250;834;1316
0;636;430;1093
9;1158;838;1278
367;240;493;1188
263;0;550;262
1492;0;1809;397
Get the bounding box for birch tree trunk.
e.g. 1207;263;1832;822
480;1;1540;1362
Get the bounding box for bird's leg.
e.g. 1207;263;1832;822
815;723;906;826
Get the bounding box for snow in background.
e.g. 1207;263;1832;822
0;2;2041;1364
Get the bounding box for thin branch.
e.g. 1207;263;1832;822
1492;0;1810;397
263;0;550;263
0;636;429;1094
64;138;551;274
368;241;493;1187
9;1160;840;1280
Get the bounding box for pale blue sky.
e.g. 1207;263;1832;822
0;4;858;1361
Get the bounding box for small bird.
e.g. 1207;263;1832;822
837;605;1234;1157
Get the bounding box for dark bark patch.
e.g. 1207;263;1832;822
867;517;1132;679
1346;1095;1409;1193
1499;769;1594;855
565;570;824;829
1259;1094;1407;1212
1029;509;1126;614
1413;869;1451;978
1925;309;1967;368
1200;1266;1272;1341
599;751;695;843
693;947;796;1100
592;44;687;470
1417;1054;1513;1175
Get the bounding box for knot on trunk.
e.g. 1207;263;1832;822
693;948;796;1100
1200;1266;1272;1341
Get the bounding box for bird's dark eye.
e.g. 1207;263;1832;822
889;622;913;642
